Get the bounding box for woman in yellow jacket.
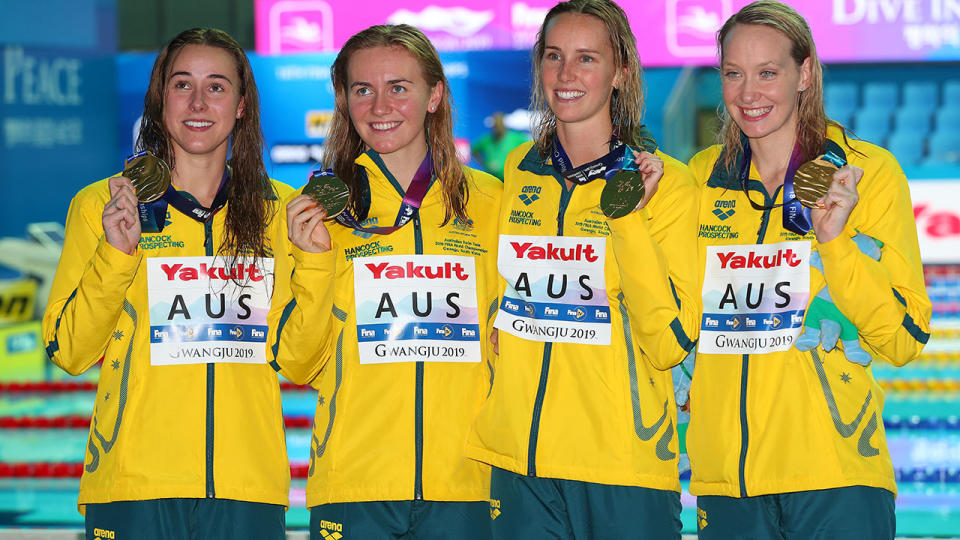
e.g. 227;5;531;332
267;25;501;540
465;1;700;538
42;28;293;539
687;2;932;538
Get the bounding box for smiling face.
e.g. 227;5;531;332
162;44;244;162
540;12;621;130
345;45;442;165
721;23;811;148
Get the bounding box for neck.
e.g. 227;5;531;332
748;128;797;194
555;115;614;168
170;147;229;207
380;138;429;192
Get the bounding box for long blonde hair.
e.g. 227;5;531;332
530;0;648;157
324;24;467;225
717;1;848;171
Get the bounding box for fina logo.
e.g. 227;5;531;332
523;303;536;317
388;6;494;37
441;325;454;339
573;307;586;321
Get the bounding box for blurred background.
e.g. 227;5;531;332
0;0;958;537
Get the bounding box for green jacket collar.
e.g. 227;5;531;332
517;125;659;178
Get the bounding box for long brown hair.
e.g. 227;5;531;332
137;27;273;258
325;24;468;225
716;1;848;171
531;0;647;157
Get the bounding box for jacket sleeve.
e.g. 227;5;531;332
818;148;931;366
608;154;701;370
266;202;338;386
41;188;142;376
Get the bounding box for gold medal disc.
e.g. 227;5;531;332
600;170;645;219
123;153;171;203
793;156;840;208
303;173;349;218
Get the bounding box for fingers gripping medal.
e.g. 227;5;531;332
600;157;645;219
793;152;845;209
303;169;350;218
122;152;171;203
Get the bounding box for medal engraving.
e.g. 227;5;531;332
794;156;839;208
123;153;171;203
600;170;645;219
303;172;349;218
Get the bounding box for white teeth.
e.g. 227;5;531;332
371;121;401;131
742;107;772;118
185;121;213;127
556;90;585;100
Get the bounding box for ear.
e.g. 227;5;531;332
427;81;443;113
613;66;628;92
798;57;812;93
236;97;246;119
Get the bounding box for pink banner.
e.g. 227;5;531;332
255;0;960;65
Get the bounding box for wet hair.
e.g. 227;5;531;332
137;27;273;259
325;24;468;225
531;0;649;157
717;1;849;170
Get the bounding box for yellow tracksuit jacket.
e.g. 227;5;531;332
686;128;931;498
267;151;502;507
42;175;294;511
466;141;700;491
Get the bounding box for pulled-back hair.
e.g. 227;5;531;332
531;0;648;157
137;27;272;258
325;24;468;225
717;1;848;171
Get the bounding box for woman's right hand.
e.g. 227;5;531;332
103;176;141;255
287;194;331;253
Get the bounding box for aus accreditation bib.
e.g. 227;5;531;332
353;254;481;364
700;241;810;354
147;256;274;365
495;235;610;345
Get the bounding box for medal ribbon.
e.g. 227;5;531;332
551;135;628;184
328;150;433;235
738;140;845;236
132;153;230;233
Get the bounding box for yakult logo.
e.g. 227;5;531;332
510;242;599;262
160;263;264;282
365;261;470;280
716;248;802;269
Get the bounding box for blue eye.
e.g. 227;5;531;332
392;85;407;94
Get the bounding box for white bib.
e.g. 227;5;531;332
494;235;610;345
700;241;811;354
353;254;481;364
147;256;274;365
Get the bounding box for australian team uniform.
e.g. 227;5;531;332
42;174;294;540
267;150;502;540
687;127;932;538
466;140;700;539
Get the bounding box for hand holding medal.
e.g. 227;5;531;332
103;175;142;255
287;169;347;253
600;150;663;219
809;163;862;244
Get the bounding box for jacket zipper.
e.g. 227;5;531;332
526;180;575;476
204;220;216;498
413;213;424;500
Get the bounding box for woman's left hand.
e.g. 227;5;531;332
633;151;663;212
811;164;863;243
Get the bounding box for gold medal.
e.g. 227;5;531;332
303;172;349;218
793;156;840;209
600;170;645;219
122;153;171;203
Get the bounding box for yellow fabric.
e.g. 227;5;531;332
42;175;295;511
686;128;931;498
267;151;502;507
466;142;700;492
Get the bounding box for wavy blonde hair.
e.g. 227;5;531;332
324;24;467;225
717;1;849;171
531;0;649;157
